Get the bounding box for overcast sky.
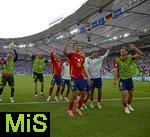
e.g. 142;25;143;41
0;0;87;38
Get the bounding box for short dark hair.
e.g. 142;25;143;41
120;47;128;51
73;42;80;49
90;50;98;55
54;53;60;57
7;51;13;54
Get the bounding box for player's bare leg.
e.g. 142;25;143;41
47;85;54;101
40;82;44;96
76;91;85;116
90;88;95;108
97;88;102;109
121;91;130;114
55;85;61;101
77;92;81;101
82;92;91;110
10;86;15;103
34;82;38;96
67;92;77;117
64;85;70;102
127;90;134;111
60;84;65;100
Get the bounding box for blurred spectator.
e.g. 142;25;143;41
0;49;149;76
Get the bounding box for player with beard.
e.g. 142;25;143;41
114;44;143;113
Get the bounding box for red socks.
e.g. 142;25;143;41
83;98;88;104
122;101;128;107
77;99;84;109
48;87;53;96
56;86;61;96
68;100;75;110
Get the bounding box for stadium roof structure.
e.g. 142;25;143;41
0;0;150;55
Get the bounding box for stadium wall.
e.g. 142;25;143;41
102;75;150;82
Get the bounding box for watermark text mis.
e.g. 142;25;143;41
0;112;50;137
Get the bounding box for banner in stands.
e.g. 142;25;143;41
132;76;150;82
15;74;150;82
102;75;150;82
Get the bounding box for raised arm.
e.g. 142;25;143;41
26;49;33;57
50;48;55;63
84;58;90;78
114;61;120;85
13;49;18;62
83;65;91;85
26;49;36;60
129;44;144;59
63;38;71;55
101;46;112;59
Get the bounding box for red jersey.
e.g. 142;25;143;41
50;52;63;76
68;52;85;79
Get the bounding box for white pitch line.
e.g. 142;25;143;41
0;97;150;106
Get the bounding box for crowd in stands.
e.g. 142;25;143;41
0;48;150;76
14;60;52;75
102;50;150;76
136;51;150;76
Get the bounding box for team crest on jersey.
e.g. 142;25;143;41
77;62;82;67
77;57;83;67
58;63;60;67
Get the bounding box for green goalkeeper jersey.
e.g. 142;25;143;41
115;55;140;80
2;59;14;74
33;57;46;73
1;50;18;75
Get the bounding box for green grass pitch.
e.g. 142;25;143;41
0;75;150;137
